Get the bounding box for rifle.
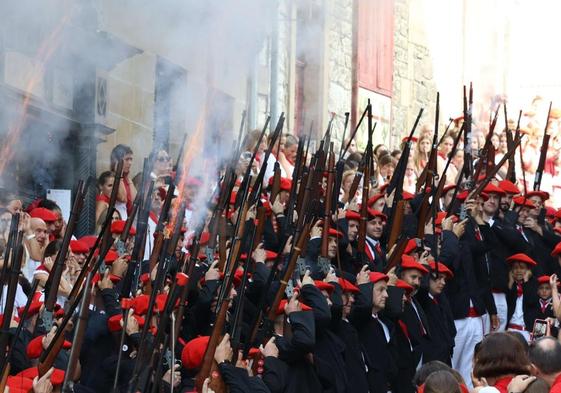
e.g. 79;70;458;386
341;105;368;159
357;104;374;260
0;278;39;391
463;84;474;181
347;120;376;203
0;214;19;309
416;93;440;193
383;236;409;274
0;226;23;374
101;161;124;250
43;180;86;330
339;112;350;159
195;181;253;392
319;144;335;275
505;110;522;183
473;105;500;183
283;136;305;237
533;102;552;191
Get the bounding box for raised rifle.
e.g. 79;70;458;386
340;104;368;160
347;120;376;203
283;136;305;237
416;93;440;193
463;84;474;182
357;104;374;261
339;112;350;159
473;105;501;182
43;180;86;330
505;109;522;183
533;102;552;191
318;143;335;275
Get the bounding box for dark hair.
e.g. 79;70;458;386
97;171;115;189
374;144;388;158
423;370;461;393
524;377;549;393
38;199;61;213
390;149;402;158
110;144;133;171
473;332;531;379
378;153;396;168
506;331;529;353
414;361;451;386
44;240;63;260
529;337;561;375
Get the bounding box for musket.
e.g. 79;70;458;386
383;236;409;274
0;214;19;307
463;84;474;182
473;105;501;183
235;116;270;210
319;144;335;274
111;298;133;393
236;109;247;154
505;110;522;183
195;185;253;392
533;102;552;191
173;133;189;187
357;104;374;258
341;104;368;159
43;180;86;330
416;93;440;193
283;136;305;236
437;117;455;147
120;181;155;297
0;278;39;391
101;161;124;251
0;227;23;372
339;112;350;160
347;121;376;203
269;142;282;204
386;108;424;196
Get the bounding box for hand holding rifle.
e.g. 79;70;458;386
214;333;233;364
356;265;370;285
252;243;266;264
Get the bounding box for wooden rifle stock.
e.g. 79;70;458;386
388;201;406;250
267;223;312;321
534;102;552;191
383;236;409;274
321;146;335;257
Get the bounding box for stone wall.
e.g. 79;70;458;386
326;0;353;145
391;0;437;148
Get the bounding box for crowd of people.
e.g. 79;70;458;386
3;108;561;393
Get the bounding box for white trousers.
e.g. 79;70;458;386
482;293;508;334
452;316;484;389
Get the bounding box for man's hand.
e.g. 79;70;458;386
111;257;129;278
301;270;314;287
271;196;285;216
386;267;398;286
98;271;114;290
524;217;543;235
507;375;536;393
490;314;499;331
33;367;54;393
325;269;338;284
252;243;266;264
162;364;181;388
452;219;468;239
551;274;559;296
356;265;370;285
42;326;57;351
441;216;455;232
214;333;233;364
285;292;302;315
124;310;140;335
205;260;221;282
260;337;279;358
282;236;293;255
310;220;323;239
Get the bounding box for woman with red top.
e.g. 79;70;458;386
95;171;115;233
472;332;532;393
110;144;137;220
413;134;432;177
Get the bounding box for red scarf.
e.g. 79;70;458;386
96;194;110;203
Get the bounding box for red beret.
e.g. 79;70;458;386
526;191;550;201
265;250;278;261
442;184;456;194
546;207;556;218
107;314;145;332
483;183;505;196
402;136;418;143
181;336;210;370
92;272;122;285
6;375;33;392
132;294;150;315
275;299;312;316
17;367;65;387
78;235;98;250
456;190;469;202
506;253;537;267
404;239;419;255
369;272;389;284
498;180;520;195
513;196;535;208
367;194;385;207
551;242;561;257
367;209;387;221
111;220;136;236
199;231;210;246
18;293;42;317
328;228;343;238
29;207;58;222
314;281;335;294
345;210;361;221
537;275;551;285
139;273;150;284
395;279;414;294
429;261;454;278
400;255;429;274
70;240;89;254
554;210;561;221
338;278;359;293
402;191;414;201
27;336;72;359
435;212;458;226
